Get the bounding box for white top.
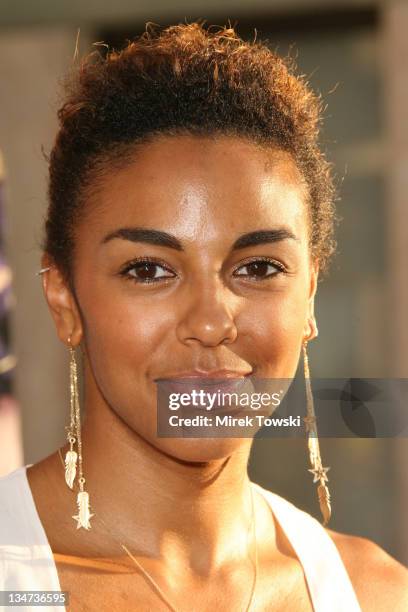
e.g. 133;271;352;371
0;465;362;612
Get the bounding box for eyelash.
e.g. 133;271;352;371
119;256;288;285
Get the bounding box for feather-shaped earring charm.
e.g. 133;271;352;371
64;448;78;489
72;489;94;530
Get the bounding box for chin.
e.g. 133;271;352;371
154;436;250;464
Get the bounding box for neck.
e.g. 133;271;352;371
62;390;258;575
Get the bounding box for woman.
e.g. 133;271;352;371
1;23;407;611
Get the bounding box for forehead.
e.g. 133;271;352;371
82;134;309;245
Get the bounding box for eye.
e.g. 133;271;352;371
233;258;286;280
120;258;176;284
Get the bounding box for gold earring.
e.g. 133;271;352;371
302;338;332;526
64;337;78;489
65;336;94;530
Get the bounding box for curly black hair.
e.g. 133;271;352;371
43;22;337;288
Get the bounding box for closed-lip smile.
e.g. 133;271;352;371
157;369;252;380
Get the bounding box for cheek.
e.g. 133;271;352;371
240;288;308;377
80;294;175;443
80;290;175;413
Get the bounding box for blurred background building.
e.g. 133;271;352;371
0;0;407;564
0;151;23;475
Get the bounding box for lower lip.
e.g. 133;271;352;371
157;377;253;417
157;377;250;395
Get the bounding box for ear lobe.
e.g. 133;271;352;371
307;316;319;341
303;313;319;342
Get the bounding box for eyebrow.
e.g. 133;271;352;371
232;229;299;249
101;227;299;251
101;228;183;250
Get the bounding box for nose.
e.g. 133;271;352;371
176;279;238;347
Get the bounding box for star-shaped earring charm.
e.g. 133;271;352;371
308;465;330;483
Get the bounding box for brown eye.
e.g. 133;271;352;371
234;259;285;280
123;260;175;283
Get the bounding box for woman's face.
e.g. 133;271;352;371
46;134;319;461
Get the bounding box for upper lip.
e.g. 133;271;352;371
157;369;252;380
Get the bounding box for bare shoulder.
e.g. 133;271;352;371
326;528;408;612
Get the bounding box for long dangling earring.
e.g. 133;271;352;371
302;339;332;526
64;337;94;530
64;337;78;489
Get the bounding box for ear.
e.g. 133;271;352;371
303;259;319;341
40;253;83;347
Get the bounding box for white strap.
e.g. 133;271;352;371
252;482;362;612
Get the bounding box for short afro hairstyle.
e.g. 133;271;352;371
43;22;337;288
